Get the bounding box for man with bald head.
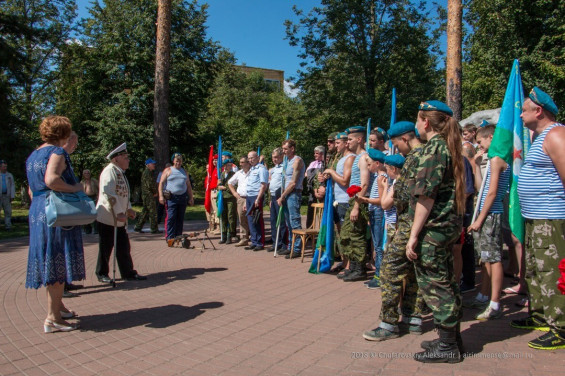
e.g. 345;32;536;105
244;151;269;250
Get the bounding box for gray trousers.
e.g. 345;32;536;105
0;195;12;228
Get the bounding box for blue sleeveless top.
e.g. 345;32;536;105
479;161;511;214
165;167;187;195
283;155;305;191
349;151;366;187
334;154;355;203
518;123;565;219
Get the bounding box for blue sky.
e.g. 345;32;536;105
76;1;443;84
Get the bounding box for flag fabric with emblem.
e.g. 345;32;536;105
204;146;217;213
487;59;531;243
309;177;334;274
216;136;223;217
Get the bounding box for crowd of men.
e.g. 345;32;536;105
204;89;565;360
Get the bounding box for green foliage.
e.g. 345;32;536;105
55;0;225;183
285;0;443;130
463;0;565;119
199;66;308;161
1;0;77;182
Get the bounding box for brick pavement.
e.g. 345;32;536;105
0;218;563;376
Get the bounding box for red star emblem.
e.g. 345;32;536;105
513;148;522;160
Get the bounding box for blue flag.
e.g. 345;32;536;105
487;59;530;243
309;177;334;274
389;88;396;152
216;136;223;217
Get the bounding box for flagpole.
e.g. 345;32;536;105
274;130;290;257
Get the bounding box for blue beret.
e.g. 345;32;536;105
327;132;338;140
384;154;405;168
345;125;366;135
529;87;558;116
419;100;453;116
374;127;389;141
171;152;182;162
367;148;386;163
335;132;348;140
479;119;489;128
222;151;233;157
388;121;416;138
223;158;234;164
145;158;156;165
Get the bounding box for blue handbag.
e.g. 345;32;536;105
45;191;97;228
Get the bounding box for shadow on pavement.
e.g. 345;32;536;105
75;267;228;295
80;302;224;331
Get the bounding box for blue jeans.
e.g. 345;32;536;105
246;196;264;247
269;192;287;249
284;191;302;253
166;192;187;240
369;209;385;278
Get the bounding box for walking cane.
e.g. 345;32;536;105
105;194;118;288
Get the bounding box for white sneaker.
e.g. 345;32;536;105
476;305;503;321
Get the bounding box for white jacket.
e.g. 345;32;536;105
96;163;132;227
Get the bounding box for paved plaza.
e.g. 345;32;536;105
0;219;563;375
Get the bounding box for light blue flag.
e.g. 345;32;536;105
309;177;334;274
389;88;396;152
487;59;530;243
366;118;372;149
216;136;223;217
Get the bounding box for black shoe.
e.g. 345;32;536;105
244;245;255;250
414;326;462;363
98;276;112;284
219;238;226;244
150;230;163;234
285;252;301;259
253;246;264;251
278;249;291;256
337;269;351;279
126;274;147;281
134;228;144;233
226;238;233;245
66;283;83;291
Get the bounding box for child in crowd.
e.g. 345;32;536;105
356;148;387;289
466;125;511;320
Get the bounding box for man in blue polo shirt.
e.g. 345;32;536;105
245;151;269;250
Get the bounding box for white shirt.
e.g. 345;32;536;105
228;169;250;197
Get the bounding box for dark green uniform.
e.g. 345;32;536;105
135;167;158;232
220;170;237;238
379;144;427;328
410;135;462;328
340;197;369;263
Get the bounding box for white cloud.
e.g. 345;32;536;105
284;80;300;98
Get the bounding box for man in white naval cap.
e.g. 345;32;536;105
95;143;147;283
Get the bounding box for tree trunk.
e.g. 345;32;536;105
154;0;172;170
446;0;462;121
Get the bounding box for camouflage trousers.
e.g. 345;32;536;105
135;194;158;232
379;215;426;328
340;198;369;263
524;219;565;330
413;228;462;328
221;197;238;238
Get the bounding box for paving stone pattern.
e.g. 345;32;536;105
0;219;563;375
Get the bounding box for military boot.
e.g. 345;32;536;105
342;261;367;282
414;325;461;363
421;323;465;354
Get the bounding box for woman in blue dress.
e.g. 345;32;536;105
26;116;85;333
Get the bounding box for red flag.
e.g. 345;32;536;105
204;146;218;213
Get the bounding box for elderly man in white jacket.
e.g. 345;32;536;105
95;143;146;284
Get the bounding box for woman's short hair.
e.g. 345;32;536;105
314;145;325;154
39;116;72;144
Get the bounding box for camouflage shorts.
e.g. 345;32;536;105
473;213;502;263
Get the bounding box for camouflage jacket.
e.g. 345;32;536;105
220;170;236;199
393;144;424;218
141;168;157;196
410;135;462;232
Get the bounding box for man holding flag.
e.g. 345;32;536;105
514;87;565;350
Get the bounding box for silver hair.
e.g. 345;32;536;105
314;145;325;154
